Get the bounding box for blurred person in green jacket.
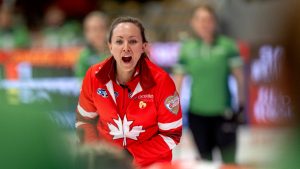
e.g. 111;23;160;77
0;6;30;50
40;4;82;49
173;4;245;163
74;11;109;78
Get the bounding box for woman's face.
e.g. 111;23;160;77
84;16;106;48
191;8;216;39
109;22;146;73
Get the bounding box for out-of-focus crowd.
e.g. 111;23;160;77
0;4;82;50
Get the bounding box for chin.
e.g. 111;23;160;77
123;65;135;72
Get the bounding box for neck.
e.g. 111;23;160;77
202;35;214;44
116;67;134;85
93;43;105;54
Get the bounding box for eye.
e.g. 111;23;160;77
115;39;123;45
129;39;138;44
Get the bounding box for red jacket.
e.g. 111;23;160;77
76;56;182;167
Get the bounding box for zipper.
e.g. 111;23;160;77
122;87;126;147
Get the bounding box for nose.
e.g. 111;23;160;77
122;42;130;52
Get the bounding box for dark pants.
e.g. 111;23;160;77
188;112;237;163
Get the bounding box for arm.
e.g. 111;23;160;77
228;40;246;123
228;40;245;107
231;65;246;124
173;73;185;94
75;67;99;143
75;49;89;78
231;66;245;106
126;74;182;166
172;41;188;93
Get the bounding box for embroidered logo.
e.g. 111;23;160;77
114;91;119;98
138;94;154;102
139;101;147;109
108;115;145;146
164;92;180;115
138;94;154;99
97;88;108;98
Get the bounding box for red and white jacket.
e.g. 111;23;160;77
76;56;182;167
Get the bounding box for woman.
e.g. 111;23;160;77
75;16;182;167
173;4;244;163
75;11;109;78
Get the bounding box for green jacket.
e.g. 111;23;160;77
75;45;108;78
175;35;242;116
0;24;30;49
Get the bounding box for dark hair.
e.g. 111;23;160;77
191;4;216;19
84;11;108;26
108;16;147;43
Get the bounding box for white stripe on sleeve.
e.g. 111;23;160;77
158;118;182;131
159;134;177;150
77;104;98;118
75;121;87;128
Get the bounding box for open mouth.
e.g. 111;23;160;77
122;56;132;63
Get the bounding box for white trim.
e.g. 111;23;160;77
159;134;177;150
134;71;139;77
158;118;182;131
75;121;87;128
106;80;116;104
131;82;143;98
77;104;98;118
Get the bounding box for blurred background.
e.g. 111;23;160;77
0;0;299;169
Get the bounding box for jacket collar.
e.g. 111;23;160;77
95;55;156;90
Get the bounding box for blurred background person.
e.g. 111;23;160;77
39;4;82;49
75;143;133;169
270;2;300;168
74;11;109;78
0;102;74;169
173;4;245;163
0;5;30;50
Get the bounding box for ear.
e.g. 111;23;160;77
108;42;112;52
142;43;147;51
142;43;149;56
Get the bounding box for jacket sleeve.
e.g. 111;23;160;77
75;49;89;78
75;67;99;143
173;41;189;75
126;73;182;166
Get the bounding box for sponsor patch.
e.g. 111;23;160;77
97;88;108;98
138;94;154;99
164;92;180;115
138;94;154;102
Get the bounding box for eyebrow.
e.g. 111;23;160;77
115;36;138;38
